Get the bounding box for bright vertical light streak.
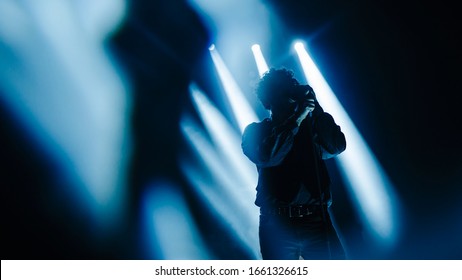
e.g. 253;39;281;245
294;41;400;244
181;86;261;258
180;116;260;258
251;44;269;77
180;115;256;204
209;45;258;133
189;84;257;189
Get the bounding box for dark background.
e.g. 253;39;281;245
2;0;461;259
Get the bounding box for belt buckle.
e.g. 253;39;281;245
289;205;312;218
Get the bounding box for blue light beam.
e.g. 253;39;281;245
209;45;259;133
251;44;269;77
180;115;260;258
180;85;261;258
294;41;401;244
189;84;258;189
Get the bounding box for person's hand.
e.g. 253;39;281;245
301;96;316;113
294;100;314;126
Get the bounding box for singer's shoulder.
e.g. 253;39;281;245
245;118;270;128
243;118;271;133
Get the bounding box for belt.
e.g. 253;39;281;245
260;204;326;218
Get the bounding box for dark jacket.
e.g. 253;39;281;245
241;110;346;208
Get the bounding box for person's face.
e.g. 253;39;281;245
270;93;297;119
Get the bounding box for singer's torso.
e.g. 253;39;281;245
242;116;331;208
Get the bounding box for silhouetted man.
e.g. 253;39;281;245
242;68;346;259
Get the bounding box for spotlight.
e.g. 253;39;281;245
251;44;269;77
294;40;401;245
178;85;261;258
209;45;258;133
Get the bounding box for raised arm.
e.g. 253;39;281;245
312;112;346;159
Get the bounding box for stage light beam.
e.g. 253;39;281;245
294;41;401;245
251;44;269;77
179;85;261;258
179;116;259;258
188;84;257;190
209;45;258;133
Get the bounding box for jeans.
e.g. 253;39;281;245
259;212;346;260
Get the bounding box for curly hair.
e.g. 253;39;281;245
255;67;300;110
